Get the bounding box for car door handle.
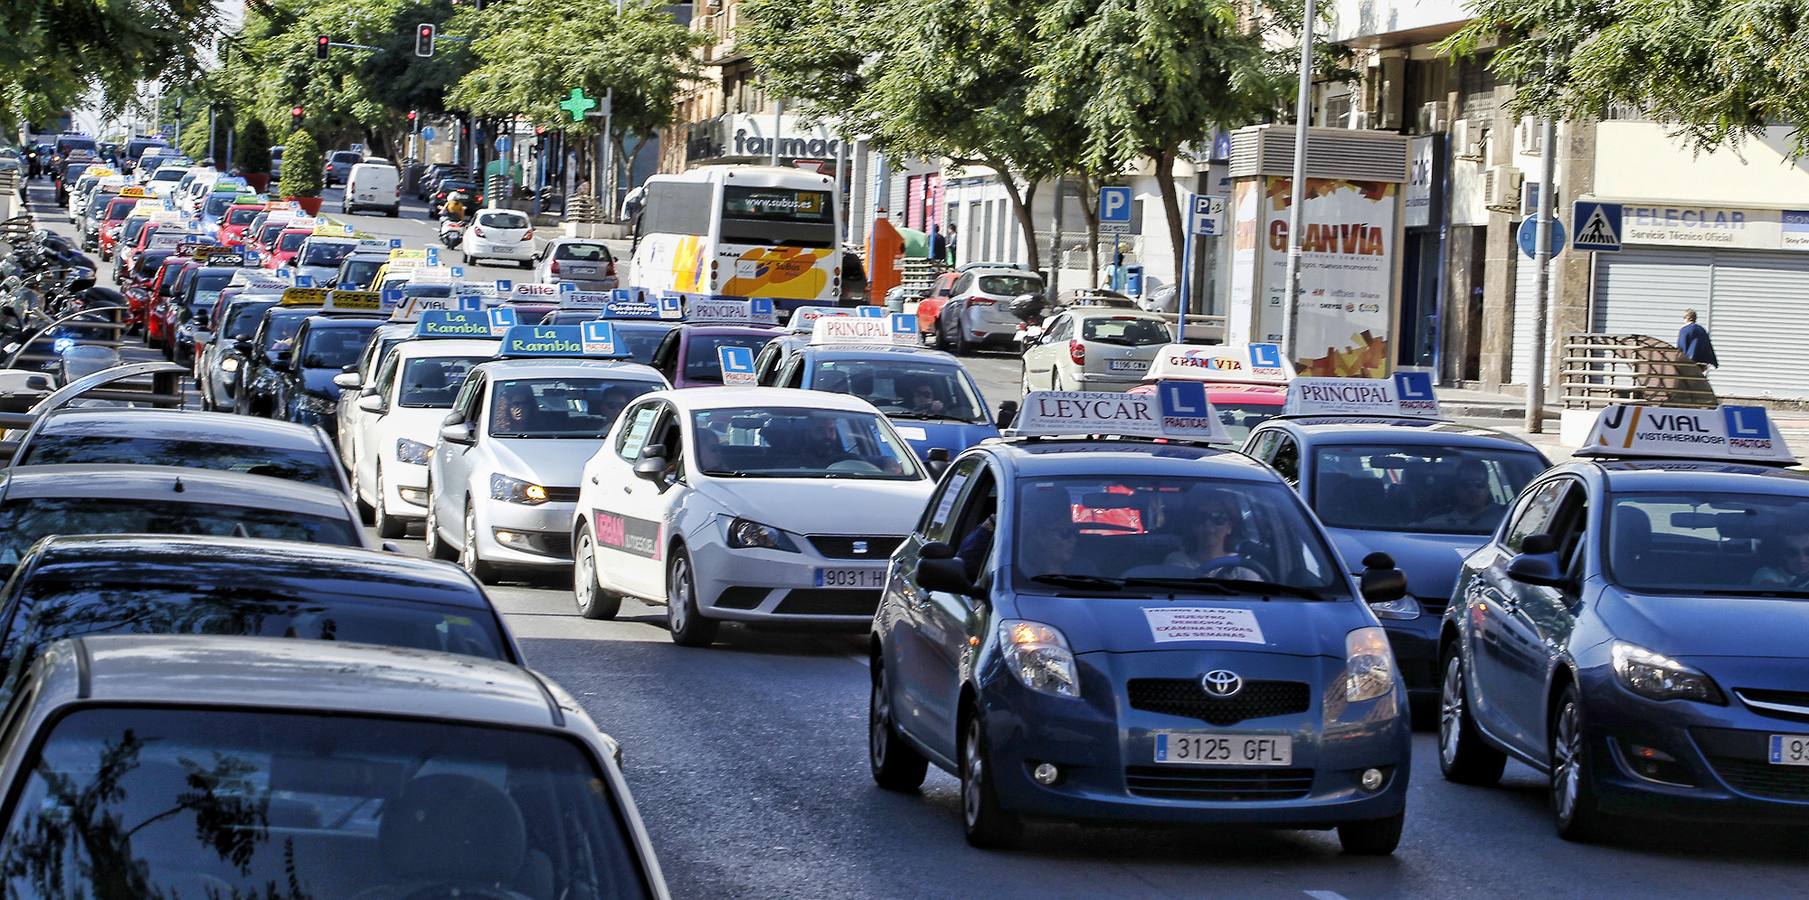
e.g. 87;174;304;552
622;485;632;494
590;475;598;484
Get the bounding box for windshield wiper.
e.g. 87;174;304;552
1120;576;1238;595
1190;577;1330;601
1029;573;1129;591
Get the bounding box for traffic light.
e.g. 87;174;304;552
315;35;329;59
291;106;304;128
415;24;435;58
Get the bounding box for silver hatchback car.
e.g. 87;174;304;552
534;237;619;290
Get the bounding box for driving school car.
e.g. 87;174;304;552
427;323;668;583
870;386;1413;852
1129;342;1292;443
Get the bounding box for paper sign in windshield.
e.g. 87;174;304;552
1143;607;1265;644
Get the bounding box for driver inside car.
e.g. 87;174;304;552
1164;488;1263;580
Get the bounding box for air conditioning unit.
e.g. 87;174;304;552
1417;101;1446;134
1516;117;1544;155
1483;166;1523;210
1452;120;1483;160
1374;56;1406;130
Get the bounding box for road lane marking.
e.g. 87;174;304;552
1304;891;1350;900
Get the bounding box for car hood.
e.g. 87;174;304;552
888;420;999;462
1013;593;1371;656
1325;527;1485;604
699;478;932;537
1598;588;1809;659
489;437;600;489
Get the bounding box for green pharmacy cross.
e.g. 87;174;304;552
560;88;598;122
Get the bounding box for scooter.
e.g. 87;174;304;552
438;216;465;248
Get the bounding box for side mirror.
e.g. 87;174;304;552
1506;537;1569;588
439;422;474;445
634;444;669;480
995;400;1019;431
333;372;361;389
920;540;954;560
357;394;386;414
233;339;252;356
1358;551;1409;604
925;447;950;478
918;557;978;596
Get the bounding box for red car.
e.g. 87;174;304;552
143;258;196;349
94;198;136;260
913;271;961;343
246;219;291;257
266;227;313;269
217;202;270;248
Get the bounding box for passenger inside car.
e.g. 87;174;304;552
1756;526;1809;589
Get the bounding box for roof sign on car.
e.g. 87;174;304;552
497;324;630;359
787;306;850;332
809;314;918;347
1010;385;1232;443
512;282;563;302
391;293;481;322
687;296;777;325
414;310;495;338
279;287;329;307
1147;342;1292;385
718;344;758;385
379;288;403;313
390;248;427;262
1282;373;1442;418
324;290;382;312
1576;404;1797;465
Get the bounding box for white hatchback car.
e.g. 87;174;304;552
463;208;536;268
352;334;499;538
572;388;935;641
935;266;1045;354
1019;306;1174;393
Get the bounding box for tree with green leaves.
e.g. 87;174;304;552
237;120;273;176
278;129;323;198
0;0;222;130
1441;0;1809;155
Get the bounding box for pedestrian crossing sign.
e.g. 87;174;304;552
1572;200;1622;252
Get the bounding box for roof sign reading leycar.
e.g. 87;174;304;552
1577;404;1797;465
1147;342;1292;385
1010;386;1231;443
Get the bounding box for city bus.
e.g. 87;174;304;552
628;165;842;310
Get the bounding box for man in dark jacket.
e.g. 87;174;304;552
1678;308;1718;368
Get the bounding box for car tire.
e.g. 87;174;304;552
665;548;717;646
960;713;1022;848
1437;647;1506;785
574;529;622;620
388;206;399;218
1337;811;1404;855
520;258;532;270
373;467;406;540
461;502;500;584
355;487;375;526
1550;684;1610;842
869;656;929;791
423;494;456;560
951;311;974;356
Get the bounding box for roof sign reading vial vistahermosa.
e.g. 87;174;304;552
1578;404;1796;464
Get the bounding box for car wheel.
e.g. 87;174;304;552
574;529;622;620
665;549;717;646
1337;811;1404;855
869;656;929;791
423;493;456;560
960;713;1022;848
951;311;974;356
354;485;375;525
1551;684;1610;841
373;467;406;539
462;502;501;584
1438;647;1506;785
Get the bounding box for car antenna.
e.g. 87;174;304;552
172;475;184;493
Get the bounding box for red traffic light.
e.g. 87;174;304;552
415;23;436;57
407;110;417;121
291;106;304;117
315;35;329;60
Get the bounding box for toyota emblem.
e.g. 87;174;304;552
852;540;869;555
1202;670;1243;697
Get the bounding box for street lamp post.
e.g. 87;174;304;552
1279;0;1317;363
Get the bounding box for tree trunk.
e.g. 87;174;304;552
1078;172;1101;289
988;157;1040;271
1151;145;1185;290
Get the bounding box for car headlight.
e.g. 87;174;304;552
724;517;800;552
1344;626;1397;703
998;619;1080;698
220;355;240;373
491;473;549;505
1611;641;1725;704
395;438;433;466
1367;594;1420;620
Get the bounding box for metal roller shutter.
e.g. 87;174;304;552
1592;247;1712;336
1511;251;1552;385
1704;249;1809;399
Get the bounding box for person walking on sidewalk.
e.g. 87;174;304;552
1678;309;1719;369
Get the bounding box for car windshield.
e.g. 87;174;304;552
302;326;379;371
1609;491;1809;595
1212;399;1284;444
554;242;609;261
135;252;173;276
489;378;657;439
226;206;261;225
403;282;452;299
544;317;670;363
103;199;133;220
1083;316;1170;346
479;211;530;229
399;356;482;407
203;194;236;217
690;408;921;479
18;435;339;489
0;581;509;690
1311;445;1546;535
276;231;308;252
683;333;774;384
262;315;306;353
1007;475;1346;596
339;258;384;288
193;271;234;294
0;497;360;575
120;219;148;243
299;241;355;267
256;223;287;244
978;274;1043;295
813;358;987;423
151;169;184;183
224;301;279;339
0;707;650;899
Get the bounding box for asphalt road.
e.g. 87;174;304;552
29;180;1809;899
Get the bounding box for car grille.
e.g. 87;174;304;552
772;589;880;616
1126;679;1312;726
541;486;581;503
1735;689;1809;721
807;535;905;559
1123;766;1314;801
1708;757;1809;802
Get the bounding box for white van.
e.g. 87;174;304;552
343;161;401;217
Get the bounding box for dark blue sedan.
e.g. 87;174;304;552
770;345;1001;461
1244;414;1549;705
1439;403;1809;840
872;395;1413;851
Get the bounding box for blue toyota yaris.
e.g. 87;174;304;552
773;345;1002;461
1440;404;1809;840
871;397;1413;851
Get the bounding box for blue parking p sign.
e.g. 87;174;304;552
1099;186;1133;225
